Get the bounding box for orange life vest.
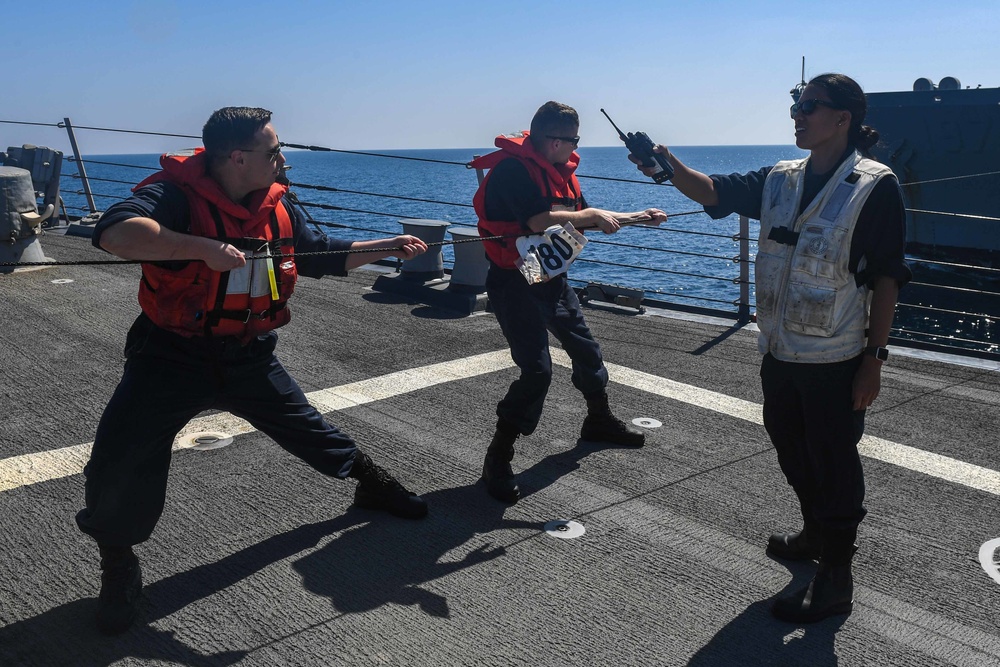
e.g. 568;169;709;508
470;132;583;268
134;148;298;342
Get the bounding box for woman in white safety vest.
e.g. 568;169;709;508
633;72;910;624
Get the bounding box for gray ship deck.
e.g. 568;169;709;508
1;232;999;667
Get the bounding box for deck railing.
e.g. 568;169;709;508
2;117;997;360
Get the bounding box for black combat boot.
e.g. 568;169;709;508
770;560;854;623
580;392;644;447
771;527;857;622
766;521;823;561
96;544;142;635
481;420;520;504
350;450;428;519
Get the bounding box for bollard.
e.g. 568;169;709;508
398;219;450;282
371;219;488;314
447;226;488;294
0;166;54;273
2;145;63;227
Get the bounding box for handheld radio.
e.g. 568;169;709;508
600;108;674;183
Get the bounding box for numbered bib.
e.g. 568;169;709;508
514;223;588;284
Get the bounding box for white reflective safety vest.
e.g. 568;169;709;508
755;152;892;363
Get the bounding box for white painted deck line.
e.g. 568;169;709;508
555;350;1000;497
0;350;513;493
2;349;999;500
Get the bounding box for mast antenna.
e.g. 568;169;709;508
790;56;807;101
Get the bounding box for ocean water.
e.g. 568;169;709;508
61;145;996;352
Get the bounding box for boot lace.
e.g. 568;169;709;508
100;557;137;602
365;462;408;494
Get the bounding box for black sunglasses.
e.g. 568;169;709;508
547;135;580;146
239;145;283;161
789;99;843;118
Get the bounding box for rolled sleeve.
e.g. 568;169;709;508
703;168;771;220
850;176;912;288
92;182;190;249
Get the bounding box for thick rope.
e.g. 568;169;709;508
0;235;498;268
0;215;667;268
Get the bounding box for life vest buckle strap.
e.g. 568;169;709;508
238;308;271;323
211;302;287;325
221;237;279;252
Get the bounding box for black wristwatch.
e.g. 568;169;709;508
864;346;889;361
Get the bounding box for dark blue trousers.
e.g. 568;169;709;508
487;267;608;435
759;352;867;534
76;317;357;547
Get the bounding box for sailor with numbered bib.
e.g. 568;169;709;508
470;101;666;504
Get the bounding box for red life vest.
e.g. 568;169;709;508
470;132;583;268
134;148;298;342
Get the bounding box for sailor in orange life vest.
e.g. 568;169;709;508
470;101;667;504
75;107;430;635
632;74;911;624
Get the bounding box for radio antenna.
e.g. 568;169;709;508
790;56;807;102
600;108;629;141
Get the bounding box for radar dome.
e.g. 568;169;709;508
939;76;962;90
913;78;935;91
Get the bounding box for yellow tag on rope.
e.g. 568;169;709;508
266;250;279;301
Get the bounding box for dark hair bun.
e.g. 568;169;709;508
855;125;879;151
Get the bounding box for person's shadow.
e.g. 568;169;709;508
0;515;359;666
291;438;616;617
686;558;849;667
0;438;633;666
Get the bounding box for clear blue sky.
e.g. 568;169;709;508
3;0;997;155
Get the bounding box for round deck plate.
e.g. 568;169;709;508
544;519;586;539
980;537;1000;586
183;431;234;451
632;417;662;429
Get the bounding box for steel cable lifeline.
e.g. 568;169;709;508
278;141;666;186
70;175;141;186
0;120;63;128
0;119;201;140
905;208;1000;222
901;301;995;319
69;157;159;171
291;181;473;208
575;257;737;283
907;256;1000;272
901;170;1000;187
72;190;127;201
